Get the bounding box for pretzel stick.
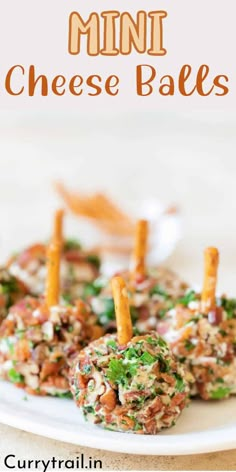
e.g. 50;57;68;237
45;243;61;307
131;220;148;279
53;209;64;247
201;247;219;314
111;276;133;345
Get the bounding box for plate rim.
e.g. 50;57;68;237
1;407;236;456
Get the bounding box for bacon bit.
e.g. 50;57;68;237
176;307;193;329
0;319;15;336
208;307;223;326
134;274;146;284
0;296;6;308
17;244;46;268
100;389;117;411
25;387;46;396
170;392;186;407
63;250;84;263
119;415;135;430
15;339;31;361
75;300;89;321
77;373;87;389
90;325;104;341
15;382;26;389
196;382;209;401
145;419;157;434
40;360;64;381
41;375;69;390
161;373;175;386
157;321;170;336
138;306;149;321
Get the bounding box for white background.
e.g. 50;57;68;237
0;109;236;293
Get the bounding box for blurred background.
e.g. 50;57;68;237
0;109;236;292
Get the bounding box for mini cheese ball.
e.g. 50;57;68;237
89;268;188;333
0;268;28;323
70;276;192;434
159;247;236;400
87;221;188;333
0;244;103;396
8;210;101;298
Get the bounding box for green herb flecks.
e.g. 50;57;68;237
8;368;24;384
54;391;73;399
210;386;231;400
220;298;236;320
106;340;117;351
149;285;170;300
174;373;185;392
64;238;81;251
140;352;156;365
106;358;137;386
177;290;197;307
86;254;101;270
184;339;195;351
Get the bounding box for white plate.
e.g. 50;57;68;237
0;381;236;455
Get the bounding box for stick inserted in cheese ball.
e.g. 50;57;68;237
201;247;219;314
131;219;148;279
46;243;61;307
53;209;64;247
111;276;133;345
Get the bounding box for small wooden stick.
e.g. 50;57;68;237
53;209;64;247
111;276;133;346
201;247;219;314
131;219;148;279
45;243;61;307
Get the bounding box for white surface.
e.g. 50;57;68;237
0;380;236;456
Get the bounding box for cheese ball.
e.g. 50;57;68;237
0;268;28;322
158;292;236;400
70;332;192;434
0;296;103;396
8;240;101;298
87;268;189;334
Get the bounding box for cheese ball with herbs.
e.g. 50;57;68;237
86;267;189;334
0;296;103;396
0;268;28;323
8;239;101;299
70;332;191;434
159;292;236;400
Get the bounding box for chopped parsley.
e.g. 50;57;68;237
106;358;137;386
149;285;170;300
216;377;224;384
86;254;101;270
177;290;196;307
210;386;231;400
5;338;15;355
184;339;195;351
174;373;185;392
220;298;236;320
83;277;106;298
8;368;24;384
54;391;73;399
98;298;115;325
156;355;171;373
219;329;227;337
64;238;81;251
140;352;156;365
106;340;117;351
61;293;73;305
